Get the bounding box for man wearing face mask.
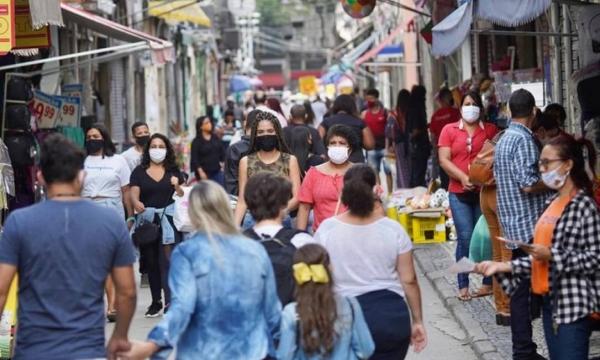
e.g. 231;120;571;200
122;122;150;171
494;89;552;360
361;89;392;185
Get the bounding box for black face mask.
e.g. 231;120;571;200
135;135;150;147
255;135;279;152
86;139;104;155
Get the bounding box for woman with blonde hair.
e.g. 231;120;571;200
120;180;281;359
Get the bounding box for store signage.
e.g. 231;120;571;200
61;83;84;99
0;0;14;55
55;95;81;127
299;76;317;96
33;90;61;129
14;0;50;50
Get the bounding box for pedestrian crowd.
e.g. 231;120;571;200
0;85;597;360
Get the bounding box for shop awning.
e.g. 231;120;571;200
432;0;552;56
259;73;285;89
376;44;405;59
355;23;405;67
61;3;174;63
148;0;212;28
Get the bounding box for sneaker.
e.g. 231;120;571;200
140;274;149;288
144;302;162;318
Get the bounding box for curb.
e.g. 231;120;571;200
413;246;504;360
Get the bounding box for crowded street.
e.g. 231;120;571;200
1;0;600;360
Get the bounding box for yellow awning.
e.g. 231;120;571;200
148;0;211;28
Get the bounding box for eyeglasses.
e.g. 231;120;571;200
538;158;564;168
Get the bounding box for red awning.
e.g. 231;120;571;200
355;23;404;68
258;73;285;89
61;3;174;63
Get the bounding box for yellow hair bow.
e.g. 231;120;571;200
293;262;330;285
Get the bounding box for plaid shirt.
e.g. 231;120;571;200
497;191;600;324
494;122;551;248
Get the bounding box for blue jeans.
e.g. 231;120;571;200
449;192;482;290
367;149;391;175
208;170;224;187
542;297;591;360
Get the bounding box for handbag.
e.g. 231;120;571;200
132;189;175;248
469;131;504;186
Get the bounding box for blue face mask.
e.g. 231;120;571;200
541;167;569;190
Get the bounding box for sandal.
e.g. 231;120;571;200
471;286;493;298
458;289;471;301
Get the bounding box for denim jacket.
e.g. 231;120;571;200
277;295;375;360
135;205;175;245
147;232;282;359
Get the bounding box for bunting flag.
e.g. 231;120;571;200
432;0;473;57
477;0;552;27
29;0;63;29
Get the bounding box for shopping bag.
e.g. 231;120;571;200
173;186;194;233
469;215;492;262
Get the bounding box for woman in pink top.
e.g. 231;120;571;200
297;125;356;232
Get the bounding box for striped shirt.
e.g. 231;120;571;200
494;122;552;248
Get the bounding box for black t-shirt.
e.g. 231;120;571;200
283;123;326;155
190;135;225;177
130;166;184;208
321;113;366;163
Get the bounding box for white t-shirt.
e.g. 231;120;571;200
82;154;131;199
252;224;313;248
311;101;328;128
121;146;143;171
315;217;412;298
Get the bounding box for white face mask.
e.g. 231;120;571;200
328;146;350;165
149;148;167;164
461;105;481;123
541;167;569;190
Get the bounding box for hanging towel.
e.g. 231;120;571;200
432;0;473;57
30;0;64;29
476;0;552;27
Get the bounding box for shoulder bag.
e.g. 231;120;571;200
132;188;175;248
468;131;504;186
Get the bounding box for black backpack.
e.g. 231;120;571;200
5;132;36;168
243;227;302;306
6;77;33;102
5;104;31;131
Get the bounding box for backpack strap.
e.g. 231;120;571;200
274;228;305;245
242;228;262;240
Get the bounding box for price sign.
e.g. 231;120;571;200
32;90;61;129
299;76;317;96
61;83;83;99
55;95;81;127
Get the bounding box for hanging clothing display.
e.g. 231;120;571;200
0;139;15;198
432;0;553;57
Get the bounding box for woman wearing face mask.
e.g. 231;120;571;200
82;123;133;322
190;116;226;186
297;125;356;232
234;110;302;228
130;133;185;317
438;92;498;301
476;134;600;360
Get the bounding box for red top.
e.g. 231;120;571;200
430;107;461;139
363;108;387;138
298;167;347;231
438;120;498;193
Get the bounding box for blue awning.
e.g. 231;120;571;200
376;44;405;59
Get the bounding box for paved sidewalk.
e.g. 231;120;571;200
413;241;600;359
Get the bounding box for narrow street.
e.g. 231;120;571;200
107;258;479;359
